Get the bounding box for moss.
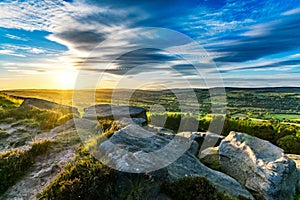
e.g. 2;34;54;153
161;176;247;200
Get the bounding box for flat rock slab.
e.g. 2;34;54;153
219;131;298;200
83;104;147;123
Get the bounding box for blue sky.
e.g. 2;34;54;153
0;0;299;89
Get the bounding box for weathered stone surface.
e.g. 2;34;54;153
99;125;254;199
83;104;147;122
147;125;174;135
117;117;147;126
287;154;300;192
219;131;298;200
177;131;224;151
20;98;79;115
199;147;220;170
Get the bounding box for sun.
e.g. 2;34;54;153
57;71;76;89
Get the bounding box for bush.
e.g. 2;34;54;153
277;135;300;154
0;140;51;194
161;177;244;200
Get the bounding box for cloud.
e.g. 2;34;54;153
48;30;106;52
220;59;300;73
212;12;300;63
0;49;25;57
282;7;300;16
0;0;299;88
1;44;49;55
5;34;28;41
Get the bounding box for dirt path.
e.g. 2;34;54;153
1;121;81;200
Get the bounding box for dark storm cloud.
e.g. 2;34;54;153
114;48;178;65
171;64;198;76
213;12;300;63
77;48;179;75
75;48;178;65
55;30;106;51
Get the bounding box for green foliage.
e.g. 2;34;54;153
0;130;9;138
0;140;51;194
0;106;76;131
276;126;296;140
222;118;275;142
57;113;75;125
148;113;181;131
148;111;300;154
120;176;152;200
85;119;121;156
161;176;244;200
38;147;116;200
0;93;23;110
277;135;300;154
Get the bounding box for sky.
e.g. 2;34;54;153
0;0;299;89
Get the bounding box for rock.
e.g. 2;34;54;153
175;132;199;156
199;147;220;171
148;125;175;135
287;154;300;192
82;104;147;123
117;117;147;127
50;118;76;133
177;131;224;151
20;98;79;116
189;141;199;156
98;125;254;200
219;131;298;200
167;151;254;200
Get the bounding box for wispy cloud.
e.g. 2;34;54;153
5;34;28;41
0;49;25;57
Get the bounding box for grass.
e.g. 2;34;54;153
264;113;300;121
84;119;122;155
120;175;152;200
10;119;39;128
161;176;247;200
0;130;9;138
0;105;77;131
0;93;23;110
0;140;52;194
38;147;116;200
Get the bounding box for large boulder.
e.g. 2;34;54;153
287;154;300;192
83;104;147;123
219;131;298;200
98;125;254;199
199;147;220;171
20;98;79;115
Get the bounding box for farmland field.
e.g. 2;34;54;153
3;87;299;123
